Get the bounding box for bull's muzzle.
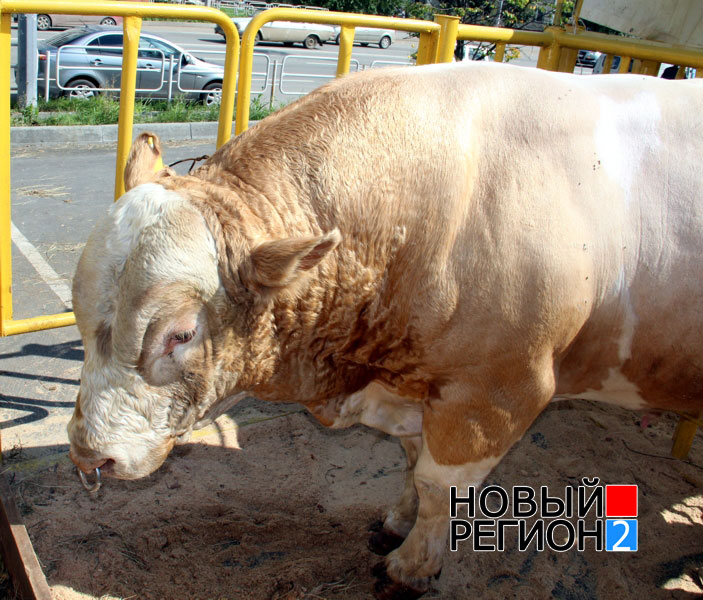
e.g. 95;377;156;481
69;444;112;473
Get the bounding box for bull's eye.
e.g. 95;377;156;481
172;329;195;344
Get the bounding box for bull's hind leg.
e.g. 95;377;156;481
369;435;421;555
373;375;554;599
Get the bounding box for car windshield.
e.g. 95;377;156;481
44;30;90;47
141;36;182;58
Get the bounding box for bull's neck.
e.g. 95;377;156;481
251;225;417;405
188;162;418;405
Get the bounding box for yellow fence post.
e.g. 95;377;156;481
641;59;660;76
336;25;355;77
235;22;256;135
556;25;581;72
416;30;438;66
434;14;459;64
216;24;239;149
0;11;11;336
672;412;702;459
114;15;142;201
494;42;506;63
557;46;578;72
536;27;561;71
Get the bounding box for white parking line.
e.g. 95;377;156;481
11;222;73;309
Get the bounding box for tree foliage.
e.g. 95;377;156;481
300;0;575;28
407;0;574;28
303;0;406;16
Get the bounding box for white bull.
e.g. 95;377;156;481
68;62;703;598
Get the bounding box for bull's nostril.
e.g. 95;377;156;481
76;458;107;473
69;447;113;474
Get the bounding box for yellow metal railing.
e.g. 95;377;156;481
538;27;703;74
0;0;240;336
443;17;703;75
234;8;441;134
4;3;703;338
436;16;553;67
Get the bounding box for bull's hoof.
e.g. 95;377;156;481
371;562;427;600
368;528;405;555
369;519;385;532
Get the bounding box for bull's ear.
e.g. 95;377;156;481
124;132;172;191
243;229;341;292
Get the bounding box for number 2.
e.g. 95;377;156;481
612;519;631;551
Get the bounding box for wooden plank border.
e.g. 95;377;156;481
0;473;52;600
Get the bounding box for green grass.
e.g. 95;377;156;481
11;95;284;127
220;7;250;17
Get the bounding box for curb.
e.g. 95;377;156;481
10;120;241;147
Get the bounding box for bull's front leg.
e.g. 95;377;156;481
374;442;503;599
306;382;423;553
369;435;421;555
373;372;554;600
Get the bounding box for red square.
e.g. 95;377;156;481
606;485;638;517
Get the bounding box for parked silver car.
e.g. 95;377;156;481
332;25;394;49
28;26;224;104
215;12;335;48
35;13;121;31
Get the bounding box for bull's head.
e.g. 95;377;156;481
68;133;340;479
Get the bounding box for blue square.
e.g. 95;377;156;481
606;519;638;551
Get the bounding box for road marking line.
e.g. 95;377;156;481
11;222;73;309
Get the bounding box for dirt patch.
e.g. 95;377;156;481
0;556;17;600
6;397;703;599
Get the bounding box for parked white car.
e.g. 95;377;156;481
215;14;335;48
332;25;394;49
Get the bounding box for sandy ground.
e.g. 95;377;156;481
5;396;703;600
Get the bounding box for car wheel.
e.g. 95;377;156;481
303;35;318;50
36;14;51;30
254;32;262;46
379;36;391;49
100;17;117;26
66;78;99;99
201;82;222;106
